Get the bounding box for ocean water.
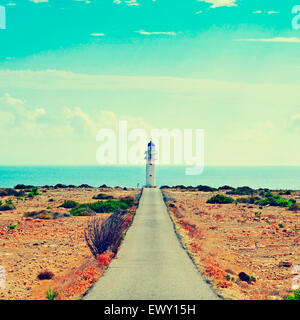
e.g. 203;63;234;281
0;166;300;190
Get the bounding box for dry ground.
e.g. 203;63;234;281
0;187;139;300
163;189;300;300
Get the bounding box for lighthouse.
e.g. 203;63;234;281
145;141;156;187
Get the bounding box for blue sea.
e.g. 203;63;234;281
0;166;300;190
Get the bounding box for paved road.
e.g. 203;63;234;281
83;188;220;300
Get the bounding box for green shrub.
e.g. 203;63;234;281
227;186;255;196
7;223;17;230
207;194;234;204
69;205;96;216
289;202;300;212
92;193;114;200
88;200;129;213
119;196;135;207
285;289;300;300
197;185;217;192
59;200;79;209
0;199;15;211
46;287;58;300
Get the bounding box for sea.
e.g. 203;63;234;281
0;166;300;190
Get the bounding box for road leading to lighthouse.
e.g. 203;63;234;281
83;188;220;300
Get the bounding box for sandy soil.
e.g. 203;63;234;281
163;189;300;300
0;187;139;300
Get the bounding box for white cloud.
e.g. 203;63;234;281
0;93;46;133
29;0;48;3
234;37;300;43
288;114;300;132
113;0;140;6
90;33;105;37
136;30;177;36
252;10;280;14
197;0;237;8
230;121;274;142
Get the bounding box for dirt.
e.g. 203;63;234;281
0;187;139;300
163;189;300;300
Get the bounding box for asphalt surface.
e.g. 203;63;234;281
83;188;220;300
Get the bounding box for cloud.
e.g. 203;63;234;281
230;121;274;142
136;30;177;36
288;114;300;132
197;0;237;8
113;0;140;6
90;33;105;37
29;0;48;3
234;37;300;43
0;93;46;133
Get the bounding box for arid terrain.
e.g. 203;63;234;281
0;186;139;300
163;187;300;300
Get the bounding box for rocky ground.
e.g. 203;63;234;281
163;188;300;300
0;186;139;300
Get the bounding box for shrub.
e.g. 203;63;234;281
59;200;79;209
14;184;34;190
84;211;131;258
119;196;135;207
289;203;300;212
92;193;114;200
88;200;129;213
0;188;24;197
255;193;294;207
197;185;217;192
69;206;95;216
285;289;300;300
207;194;234;204
0;199;15;211
46;287;58;300
218;185;233;190
7;223;17;230
227;186;255;196
24;210;68;220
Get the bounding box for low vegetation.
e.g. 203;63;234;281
46;287;59;300
24;210;70;220
84;210;133;258
69;197;136;216
0;199;16;211
27;187;40;198
59;200;79;209
92;193;115;200
207;194;234;204
285;289;300;300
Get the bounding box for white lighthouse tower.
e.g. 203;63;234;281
145;141;156;187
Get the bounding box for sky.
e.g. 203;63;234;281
0;0;299;166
